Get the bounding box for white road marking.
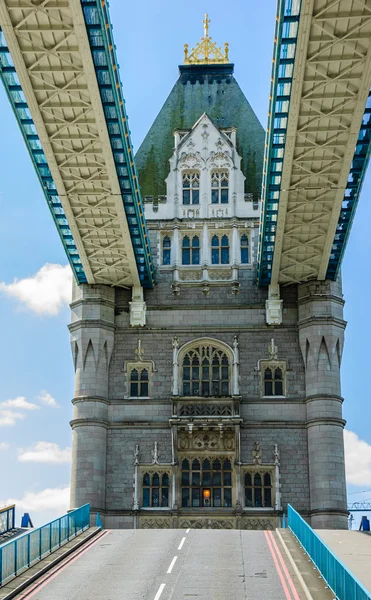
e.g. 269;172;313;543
167;556;178;574
178;537;186;550
186;528;190;533
154;583;166;600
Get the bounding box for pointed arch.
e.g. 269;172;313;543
83;339;96;370
318;337;331;370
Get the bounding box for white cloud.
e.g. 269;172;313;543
0;410;25;427
0;486;70;527
0;396;39;411
18;442;71;464
0;442;9;450
344;429;371;486
0;263;72;315
37;390;59;408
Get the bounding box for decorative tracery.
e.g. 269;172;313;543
182;344;230;396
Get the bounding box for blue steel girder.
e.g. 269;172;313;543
0;0;155;289
258;0;371;287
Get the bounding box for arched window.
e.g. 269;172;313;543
182;235;200;265
181;458;232;508
130;368;149;397
241;235;249;264
264;367;284;396
211;171;229;204
182;344;230;396
244;472;272;508
142;472;170;507
182;172;200;205
162;236;171;265
211;235;229;265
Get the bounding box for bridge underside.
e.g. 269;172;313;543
259;0;371;286
0;0;154;288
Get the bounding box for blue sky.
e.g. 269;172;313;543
0;0;370;526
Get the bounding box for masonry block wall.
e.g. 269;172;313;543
69;268;348;529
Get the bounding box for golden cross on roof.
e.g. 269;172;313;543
184;14;229;65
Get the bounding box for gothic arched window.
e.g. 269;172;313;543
264;367;284;396
241;235;249;264
211;235;229;265
142;472;169;507
211;171;229;204
162;236;171;265
182;344;230;396
182;235;200;265
182;171;200;205
244;472;272;508
181;458;232;508
130;368;149;397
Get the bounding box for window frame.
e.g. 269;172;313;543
244;469;274;509
182;235;200;266
180;457;233;508
240;234;249;264
141;471;171;509
162;235;171;266
211;170;229;205
182;171;200;205
258;360;287;398
124;359;156;399
211;234;230;265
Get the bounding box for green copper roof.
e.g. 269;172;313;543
135;64;265;200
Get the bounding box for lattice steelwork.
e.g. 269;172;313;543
0;0;154;288
258;0;371;286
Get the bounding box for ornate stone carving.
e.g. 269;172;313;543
180;519;234;530
193;432;219;450
179;151;203;169
208;150;231;169
268;338;278;360
179;403;233;417
151;441;159;464
178;270;202;281
208;269;231;281
243;518;274;530
252;441;262;465
171;282;181;296
134;444;140;466
135;339;144;362
177;430;235;451
140;519;171;529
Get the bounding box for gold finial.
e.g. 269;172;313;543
203;13;210;37
183;14;230;65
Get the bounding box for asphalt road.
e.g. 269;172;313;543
14;528;305;600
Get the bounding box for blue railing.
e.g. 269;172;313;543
0;504;90;587
0;505;15;536
288;504;371;600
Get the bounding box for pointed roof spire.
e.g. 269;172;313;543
183;14;230;65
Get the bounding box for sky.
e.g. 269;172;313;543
0;0;370;527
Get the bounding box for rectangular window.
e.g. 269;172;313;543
192;488;201;507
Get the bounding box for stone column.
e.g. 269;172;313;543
298;279;348;529
69;281;115;522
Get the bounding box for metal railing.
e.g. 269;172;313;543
288;504;371;600
0;504;90;587
0;505;15;535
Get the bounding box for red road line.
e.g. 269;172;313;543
15;529;110;600
267;530;301;600
264;530;293;600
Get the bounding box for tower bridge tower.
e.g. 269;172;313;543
70;17;348;530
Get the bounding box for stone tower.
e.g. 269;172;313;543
69;23;348;530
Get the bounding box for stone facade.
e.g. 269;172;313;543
69;63;348;530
